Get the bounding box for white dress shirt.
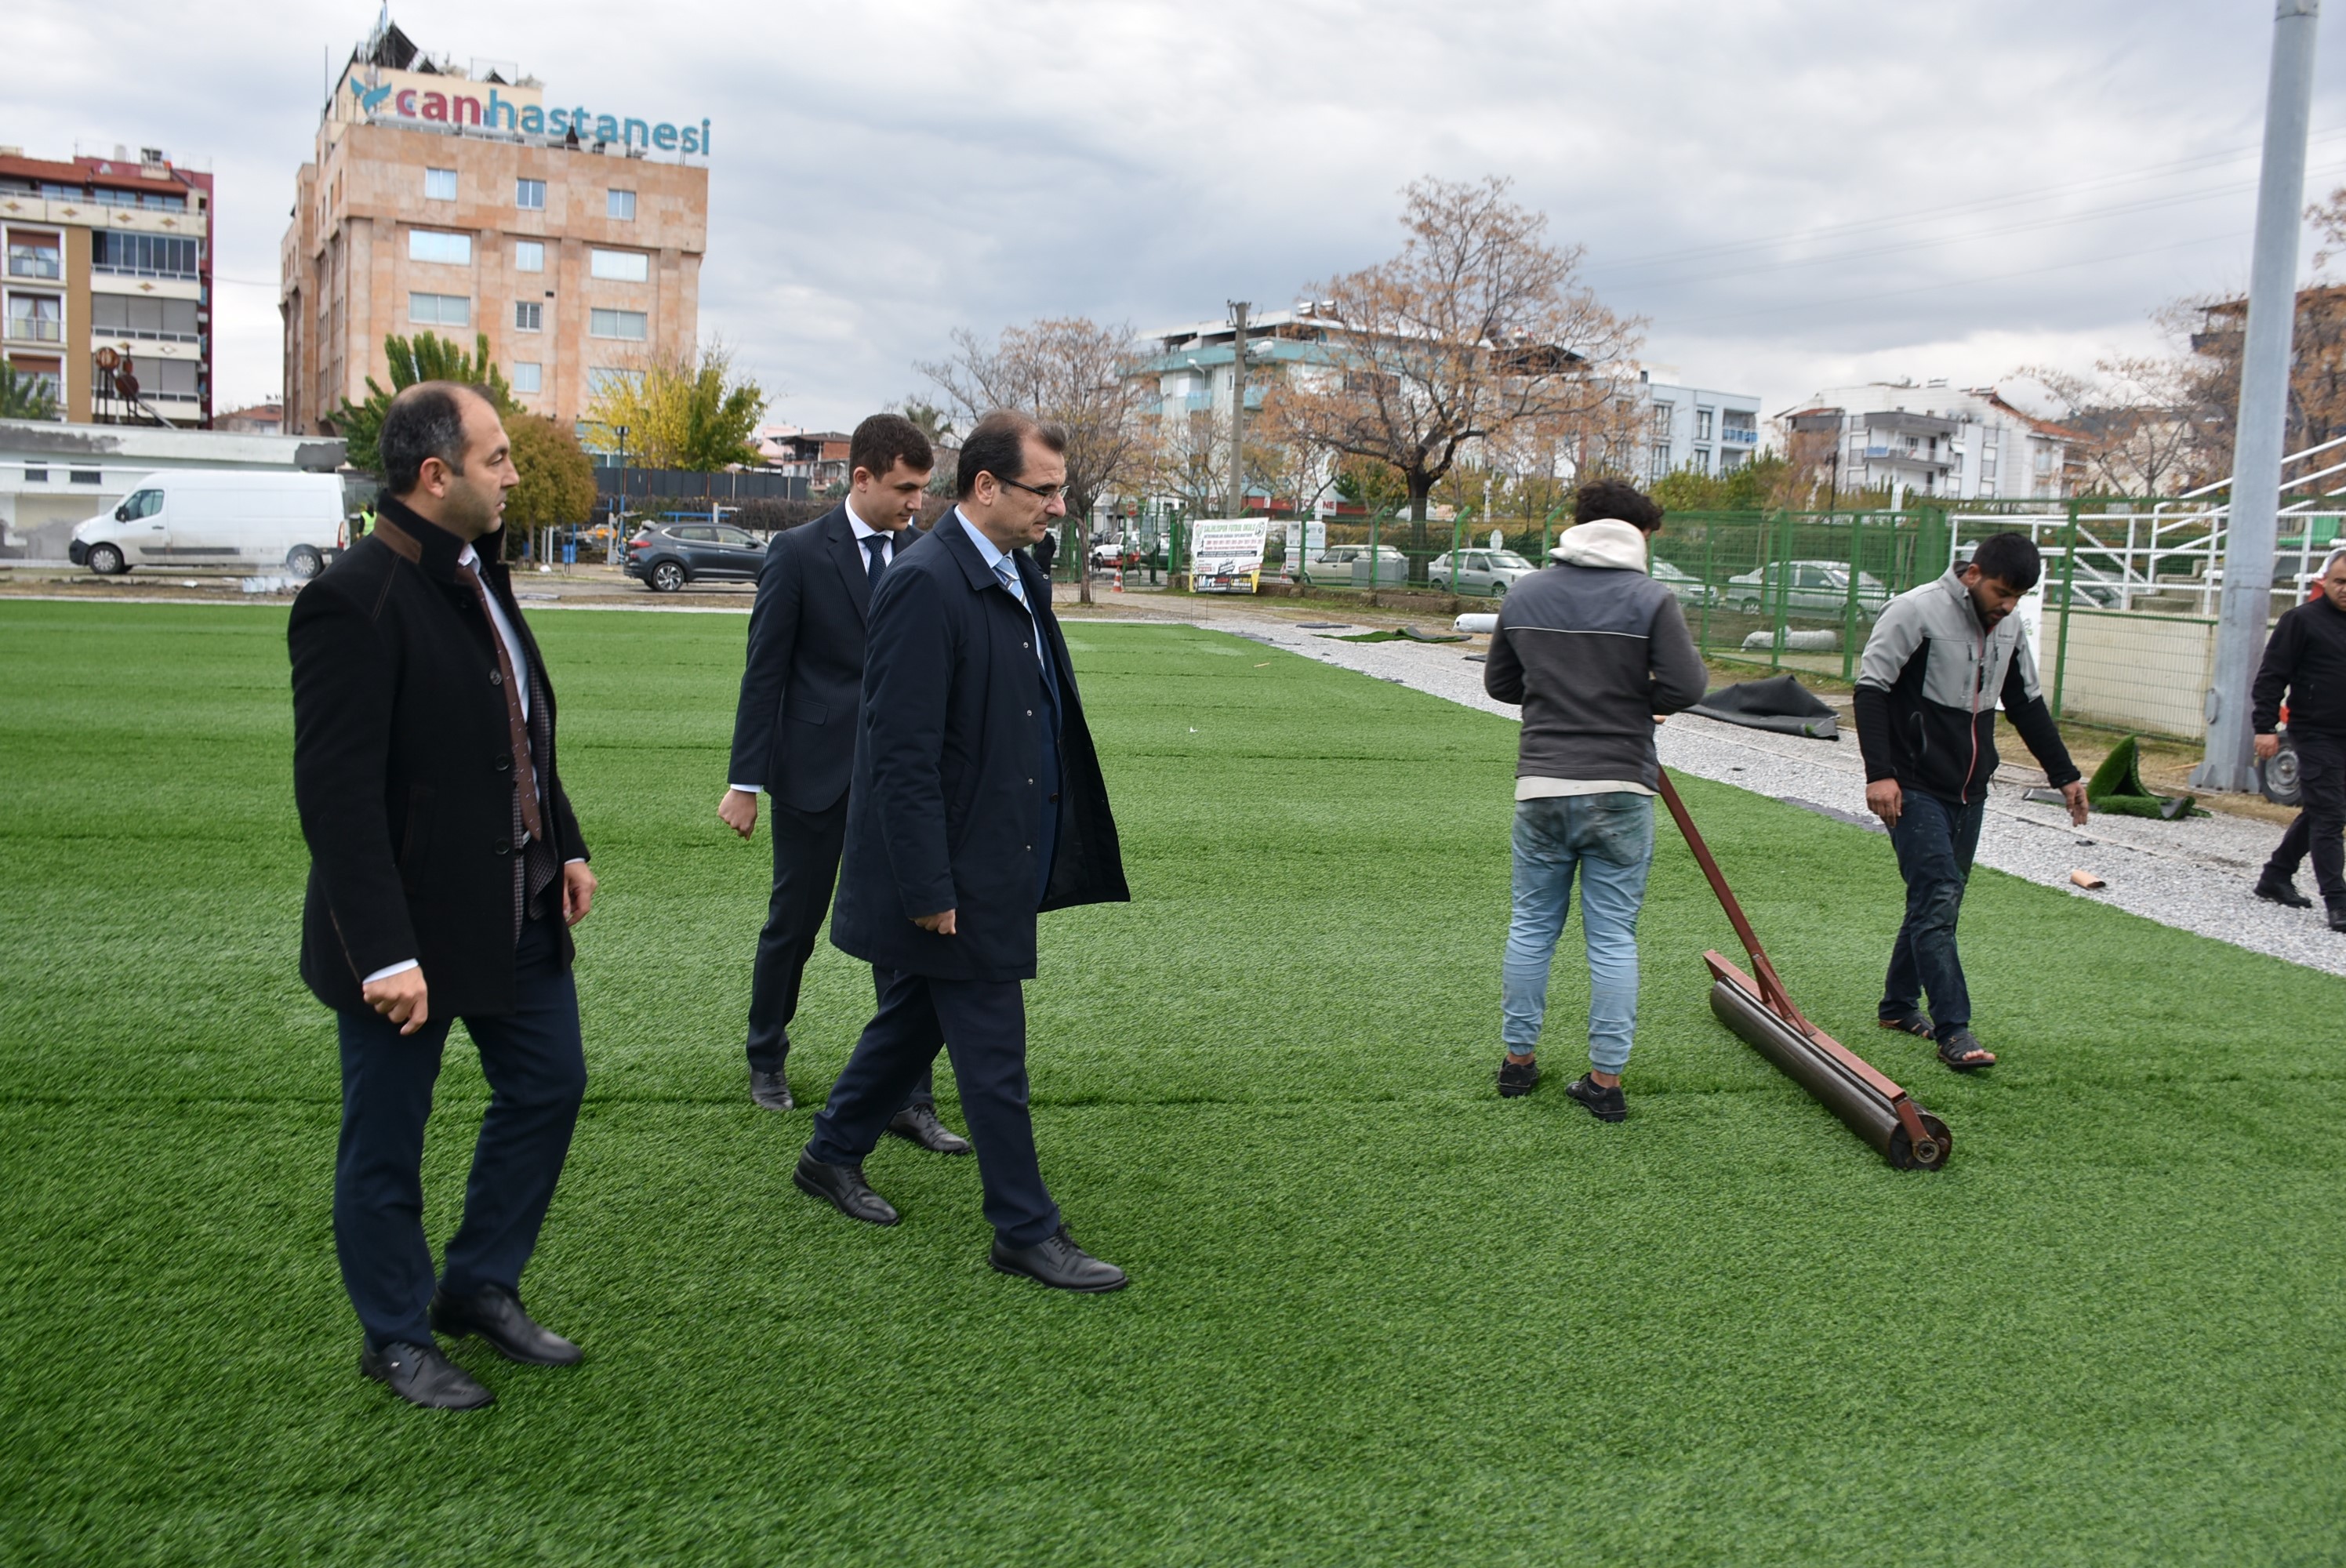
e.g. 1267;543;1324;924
956;509;1045;667
729;496;899;795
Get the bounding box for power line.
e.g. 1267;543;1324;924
1661;229;2250;330
1590;126;2346;275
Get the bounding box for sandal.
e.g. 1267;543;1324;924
1878;1011;1934;1039
1936;1029;1996;1072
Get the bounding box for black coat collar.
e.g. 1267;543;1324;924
372;494;482;583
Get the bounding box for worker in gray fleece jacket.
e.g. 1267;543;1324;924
1483;480;1707;1120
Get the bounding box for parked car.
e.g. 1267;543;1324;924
1647;557;1719;609
1423;548;1538;597
624;521;769;592
1306;544;1409;587
1725;560;1890;619
1091;535;1128;568
69;470;345;579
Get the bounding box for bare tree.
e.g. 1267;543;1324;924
2017;356;2203;496
919;318;1153;605
1265;176;1643;548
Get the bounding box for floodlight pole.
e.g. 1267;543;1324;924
1226;300;1250;517
2196;0;2321;793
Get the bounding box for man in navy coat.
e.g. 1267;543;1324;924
795;410;1133;1290
721;413;968;1154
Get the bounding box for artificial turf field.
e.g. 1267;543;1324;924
2;598;2342;1567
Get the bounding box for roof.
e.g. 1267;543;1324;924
0;153;195;197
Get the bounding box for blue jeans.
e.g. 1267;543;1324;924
1501;793;1655;1074
1880;789;1987;1040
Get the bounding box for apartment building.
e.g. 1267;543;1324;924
1636;374;1763;481
2;145;214;426
281;18;708;437
1778;379;2082;501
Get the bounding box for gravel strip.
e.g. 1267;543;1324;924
1145;605;2346;980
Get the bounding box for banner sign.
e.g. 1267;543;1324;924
1189;517;1269;595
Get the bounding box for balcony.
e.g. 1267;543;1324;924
8;251;63;280
1722;425;1759;445
1863;445;1952;470
5;315;64;344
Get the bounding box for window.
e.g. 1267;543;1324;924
409;292;470;327
91;232;199;278
589;307;647;340
89;294;200;339
1694;408;1714;441
512;361;543;394
425;168;457;201
408;230;473;266
7;239;61;279
1691;445;1711;471
6;294;63;342
590;248;648;282
715;527;755;547
24;465;49;481
515;178;546;210
606;188;635;220
515;301;543;332
514;240;544;273
588;367;643;396
70;469;101;484
128;355;198;396
671;526;715;542
1651;404;1673;437
118;488;163;520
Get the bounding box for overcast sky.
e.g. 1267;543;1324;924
13;0;2345;428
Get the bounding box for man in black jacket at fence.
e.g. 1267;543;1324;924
2253;547;2346;931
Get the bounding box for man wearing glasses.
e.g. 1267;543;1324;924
793;411;1134;1290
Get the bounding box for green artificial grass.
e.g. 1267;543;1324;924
2;599;2342;1566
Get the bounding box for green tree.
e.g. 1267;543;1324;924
499;415;599;560
334;332;515;475
1;366;60;420
583;341;765;470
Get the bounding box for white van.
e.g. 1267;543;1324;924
70;470;346;579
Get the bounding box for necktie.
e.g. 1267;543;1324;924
863;533;889;587
458;559;544;843
996;560;1045;669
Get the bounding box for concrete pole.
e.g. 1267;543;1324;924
1226;300;1250;517
2196;0;2321;793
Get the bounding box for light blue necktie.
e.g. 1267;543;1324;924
995;560;1044;667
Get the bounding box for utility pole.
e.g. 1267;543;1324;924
2196;0;2321;793
1226;300;1250;517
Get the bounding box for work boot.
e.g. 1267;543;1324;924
2255;871;2313;909
2329;897;2346;934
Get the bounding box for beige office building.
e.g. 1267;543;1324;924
281;20;707;437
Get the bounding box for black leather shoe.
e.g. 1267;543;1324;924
2329;897;2346;934
430;1283;582;1366
360;1340;495;1410
887;1102;973;1155
793;1151;899;1225
750;1069;794;1112
990;1224;1128;1292
2255;872;2313;909
1497;1055;1539;1097
1563;1074;1627;1123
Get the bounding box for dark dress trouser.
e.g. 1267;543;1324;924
806;633;1063;1248
2264;731;2346;900
746;795;933;1106
334;910;586;1351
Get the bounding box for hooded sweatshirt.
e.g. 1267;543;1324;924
1483;518;1709;794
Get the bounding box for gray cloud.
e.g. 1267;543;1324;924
13;0;2341;424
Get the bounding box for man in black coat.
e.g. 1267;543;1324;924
2254;546;2346;931
720;414;968;1154
795;411;1133;1291
289;382;596;1410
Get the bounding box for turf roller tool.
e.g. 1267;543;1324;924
1654;768;1952;1171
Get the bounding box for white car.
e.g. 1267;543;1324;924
70;469;347;579
1424;548;1538;597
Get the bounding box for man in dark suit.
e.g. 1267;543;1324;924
720;414;968;1154
289;382;596;1410
795;410;1132;1291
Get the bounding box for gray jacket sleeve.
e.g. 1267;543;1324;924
1857;593;1926;692
1647;595;1706;714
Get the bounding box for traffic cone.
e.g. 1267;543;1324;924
1113;559;1124;593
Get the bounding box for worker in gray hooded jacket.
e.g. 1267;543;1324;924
1483;480;1708;1120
